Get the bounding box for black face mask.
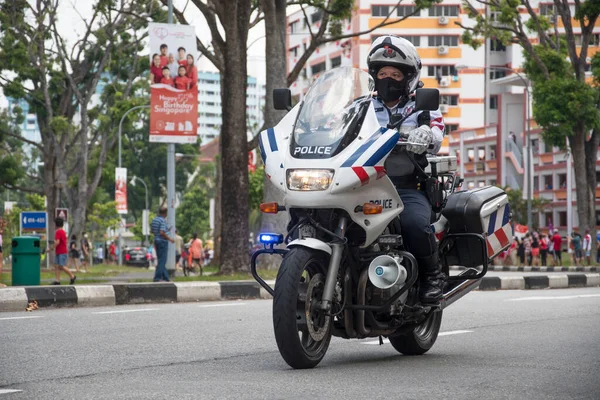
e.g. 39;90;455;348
375;77;407;103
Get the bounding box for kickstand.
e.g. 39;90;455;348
379;335;384;346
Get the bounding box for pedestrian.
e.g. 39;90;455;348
506;237;518;266
540;234;549;267
68;234;81;272
109;242;116;263
189;232;204;275
551;229;562;266
0;217;6;287
175;230;183;270
96;245;104;265
523;233;532;266
571;232;583;266
547;233;555;266
597;231;600;264
582;229;592;266
80;232;90;272
46;218;76;285
517;237;525;266
531;232;540;267
150;207;174;282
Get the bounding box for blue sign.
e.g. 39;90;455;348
21;211;47;230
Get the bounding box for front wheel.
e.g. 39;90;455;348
272;247;332;369
388;309;443;355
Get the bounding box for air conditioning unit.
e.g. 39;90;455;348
438;16;449;25
439;104;449;114
438;45;449;55
439;77;450;87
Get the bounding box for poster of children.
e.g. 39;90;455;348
148;23;198;143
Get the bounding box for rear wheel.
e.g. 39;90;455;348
272;247;332;369
388;309;443;355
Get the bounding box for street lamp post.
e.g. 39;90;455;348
456;65;532;232
130;176;149;246
118;105;150;265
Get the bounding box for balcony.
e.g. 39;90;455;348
485;159;497;170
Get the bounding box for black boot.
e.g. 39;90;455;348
416;253;444;304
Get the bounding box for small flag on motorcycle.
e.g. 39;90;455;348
259;233;284;245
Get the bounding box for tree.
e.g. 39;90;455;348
0;111;25;190
87;201;122;247
0;0;163;260
505;187;551;230
460;0;599;260
176;163;216;241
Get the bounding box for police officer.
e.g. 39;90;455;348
367;35;445;303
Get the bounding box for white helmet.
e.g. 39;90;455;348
367;35;422;97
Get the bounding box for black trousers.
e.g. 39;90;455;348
397;189;436;260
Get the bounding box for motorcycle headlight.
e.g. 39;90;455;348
287;169;334;191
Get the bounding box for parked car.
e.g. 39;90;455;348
124;247;149;268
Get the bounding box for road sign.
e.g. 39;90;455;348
55;208;69;222
21;211;47;230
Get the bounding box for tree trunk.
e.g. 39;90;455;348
584;128;599;262
213;153;222;266
259;0;289;269
569;126;589;235
218;1;252;274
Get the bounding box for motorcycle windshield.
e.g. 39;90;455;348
292;67;374;158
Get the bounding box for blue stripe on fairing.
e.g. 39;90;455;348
363;132;400;166
501;204;510;226
341;127;387;168
258;134;267;162
487;210;498;236
267;128;278;152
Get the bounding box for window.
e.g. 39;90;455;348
558;173;567;188
489;95;498;110
301;68;307;79
311;62;326;75
490;69;507;80
404;35;421;46
446;124;459;133
559;211;567;226
490;39;506;52
489;145;496;160
289;46;299;58
371;5;389;17
440;95;459;106
544;175;553;190
428;36;459;47
311;10;323;23
206;102;215;106
289;20;299;34
533;176;539;191
544;212;553;226
426;65;457;77
330;56;341;68
428;5;459;17
540;3;555;16
397;5;417;17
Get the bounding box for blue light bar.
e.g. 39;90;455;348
259;233;284;245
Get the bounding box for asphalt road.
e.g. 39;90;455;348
1;288;599;399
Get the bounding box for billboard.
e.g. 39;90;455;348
115;168;128;214
148;22;198;144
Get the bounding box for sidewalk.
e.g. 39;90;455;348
1;270;599;312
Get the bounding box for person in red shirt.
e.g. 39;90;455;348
46;218;76;285
551;229;563;265
185;54;198;89
174;65;191;90
160;67;174;86
177;47;187;66
159;43;169;67
149;54;163;84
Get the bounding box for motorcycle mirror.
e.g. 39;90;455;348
414;88;440;112
273;88;292;111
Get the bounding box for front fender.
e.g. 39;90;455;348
287;238;332;255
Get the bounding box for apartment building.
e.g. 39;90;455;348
286;0;600;232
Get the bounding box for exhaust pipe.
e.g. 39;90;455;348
441;277;482;310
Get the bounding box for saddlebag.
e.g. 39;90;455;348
441;186;511;267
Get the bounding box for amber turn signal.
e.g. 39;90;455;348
260;202;280;214
362;203;383;215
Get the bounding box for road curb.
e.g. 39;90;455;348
450;265;599;272
1;274;598;311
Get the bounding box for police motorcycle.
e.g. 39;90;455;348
251;67;511;369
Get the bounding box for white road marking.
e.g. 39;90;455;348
507;294;600;302
197;302;247;308
92;308;160;315
0;316;43;321
0;389;23;395
362;330;473;345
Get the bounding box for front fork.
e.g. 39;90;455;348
319;217;348;311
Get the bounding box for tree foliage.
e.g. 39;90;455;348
504;187;551;229
176;163;216;242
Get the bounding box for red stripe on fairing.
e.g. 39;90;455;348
374;166;386;179
486;240;494;257
495;227;510;247
352;166;370;186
